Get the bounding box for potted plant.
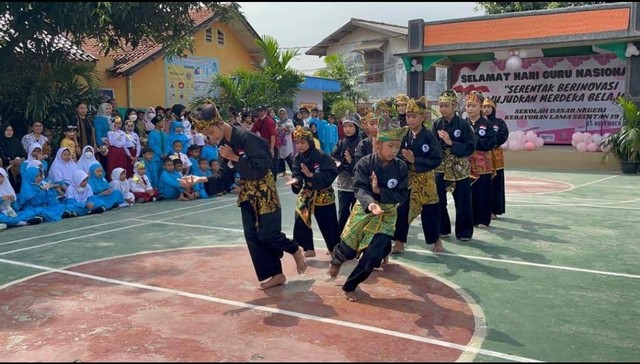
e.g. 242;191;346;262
600;96;640;174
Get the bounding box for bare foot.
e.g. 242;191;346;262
292;248;307;274
391;241;405;254
440;233;450;238
491;213;498;219
477;224;488;229
459;237;471;241
432;239;444;253
344;290;358;302
328;263;342;278
304;250;316;258
259;274;286;290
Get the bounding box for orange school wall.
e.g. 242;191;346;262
128;21;256;109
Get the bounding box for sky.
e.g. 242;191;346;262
237;2;483;74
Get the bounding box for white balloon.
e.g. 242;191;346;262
414;64;423;72
572;132;583;142
587;142;599;152
525;131;537;142
505;55;522;71
508;131;517;141
592;133;603;145
534;137;544;148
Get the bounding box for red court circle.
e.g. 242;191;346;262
505;176;572;194
0;246;483;362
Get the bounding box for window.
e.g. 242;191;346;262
423;66;436;82
217;29;225;46
364;50;384;83
205;27;213;43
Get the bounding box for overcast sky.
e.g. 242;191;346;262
237;2;483;73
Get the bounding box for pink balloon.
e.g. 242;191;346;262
501;142;509;149
571;139;579;147
583;133;593;144
587;142;599;152
524;141;536;151
525;131;537;142
576;142;588;152
572;132;583;141
534;137;544;148
509;140;522;151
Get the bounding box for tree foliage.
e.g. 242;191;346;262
0;2;238;132
314;54;368;113
476;2;611;14
192;35;304;117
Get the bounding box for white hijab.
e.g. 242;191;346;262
25;142;42;163
0;168;16;200
65;170;93;203
77;145;100;174
48;147;78;185
109;167;131;196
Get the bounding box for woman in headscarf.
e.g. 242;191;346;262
87;163;125;211
48;147;78;192
77;145;100;174
140;107;156;146
0;123;27;194
276;108;295;177
0;167;45;226
17;165;69;221
94;102;112;152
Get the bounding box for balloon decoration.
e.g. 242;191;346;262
571;131;606;152
505;130;544;151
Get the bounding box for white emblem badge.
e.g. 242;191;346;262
479;129;486;136
387;178;398;189
422;144;430;153
454;129;461;138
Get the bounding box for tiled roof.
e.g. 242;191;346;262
102;7;217;76
0;15;96;62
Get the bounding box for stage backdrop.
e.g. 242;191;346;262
451;54;625;144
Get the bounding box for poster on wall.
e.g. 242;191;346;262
451;54;625;144
165;56;219;107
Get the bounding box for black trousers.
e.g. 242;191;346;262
293;203;340;253
436;173;474;240
337;190;356;234
332;233;392;292
271;147;279;182
278;155;293;174
394;199;441;245
472;174;492;226
240;201;300;282
491;169;506;215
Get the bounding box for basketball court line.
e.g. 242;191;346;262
0;185;291;247
0;253;541;363
120;219;640;280
404;248;640;279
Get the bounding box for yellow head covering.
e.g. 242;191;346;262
406;96;428;114
293;126;314;141
438;90;458;104
483;97;496;109
395;94;410;105
191;101;223;133
465;90;485;105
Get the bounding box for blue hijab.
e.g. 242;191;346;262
17;166;43;207
167;121;189;154
88;163;110;194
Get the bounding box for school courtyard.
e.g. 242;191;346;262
0;168;638;362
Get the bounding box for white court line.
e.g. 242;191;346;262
0;256;540;363
506;203;640;210
554;175;619;193
130;220;640;281
405;248;640;279
0;185;292;247
0;196;233;247
0;202;239;257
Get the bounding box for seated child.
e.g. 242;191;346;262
129;161;159;203
87;164;125;211
158;156;188;200
170;140;192;175
1;167;45;226
174;158;203;200
65;170;114;215
109;167;135;207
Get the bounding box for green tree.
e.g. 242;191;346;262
476;2;611;14
0;2;239;131
314;54;368;113
193;35;304;116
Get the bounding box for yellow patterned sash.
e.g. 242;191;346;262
408;169;438;223
491;147;505;171
237;171;280;228
434;149;470;192
340;201;398;252
295;186;335;228
469;150;495;181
